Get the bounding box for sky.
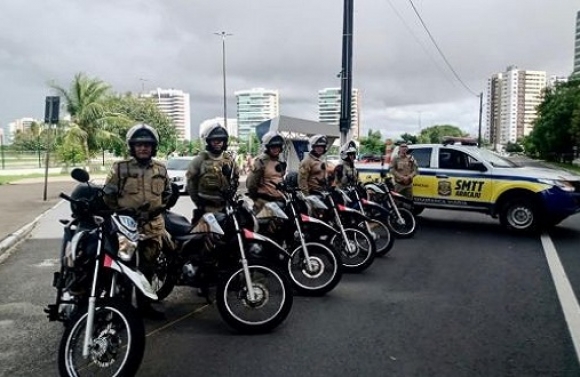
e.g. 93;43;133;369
0;0;578;141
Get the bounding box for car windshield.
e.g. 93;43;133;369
166;159;192;170
469;149;518;168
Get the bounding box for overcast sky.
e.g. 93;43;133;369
1;0;578;140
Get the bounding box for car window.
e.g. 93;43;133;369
409;148;432;168
438;148;471;170
166;159;192;170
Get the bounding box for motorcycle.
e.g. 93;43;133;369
153;168;294;334
365;176;417;238
45;168;154;377
300;183;376;273
342;183;394;256
252;184;343;296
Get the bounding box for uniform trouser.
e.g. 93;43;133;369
137;217;165;306
394;183;414;201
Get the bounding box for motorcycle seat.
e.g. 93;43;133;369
164;211;193;237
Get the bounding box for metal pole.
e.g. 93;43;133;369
477;92;483;148
43;123;51;201
215;32;232;130
0;134;5;170
339;0;354;145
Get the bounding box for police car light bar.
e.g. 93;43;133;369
441;136;478;146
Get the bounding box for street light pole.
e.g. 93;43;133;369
214;31;233;130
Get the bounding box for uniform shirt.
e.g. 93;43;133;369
334;160;358;188
390;154;418;187
298;153;327;194
246;153;285;200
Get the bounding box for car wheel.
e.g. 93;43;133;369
499;199;538;232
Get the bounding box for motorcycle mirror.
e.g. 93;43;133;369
71;168;90;183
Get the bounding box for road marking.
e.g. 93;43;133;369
146;304;211;337
541;233;580;363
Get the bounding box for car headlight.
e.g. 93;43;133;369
118;234;138;261
537;178;575;192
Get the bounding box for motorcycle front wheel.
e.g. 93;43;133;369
150;249;176;301
331;227;375;273
288;242;342;296
359;219;394;257
217;263;293;334
387;207;417;238
58;299;145;377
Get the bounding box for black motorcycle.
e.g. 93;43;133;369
252;184;343;296
153;170;294;334
46;168;153;377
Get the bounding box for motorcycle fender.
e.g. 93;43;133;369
391;191;413;204
361;199;390;218
104;254;158;301
338;205;372;222
300;214;339;234
243;228;290;257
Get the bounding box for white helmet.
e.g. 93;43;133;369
308;134;328;154
126;123;159;157
340;140;358;160
261;131;285;153
201;123;229;153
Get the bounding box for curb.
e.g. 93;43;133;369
0;200;64;264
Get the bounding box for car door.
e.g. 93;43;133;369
407;147;436;203
434;147;492;209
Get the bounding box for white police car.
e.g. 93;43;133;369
166;156;194;194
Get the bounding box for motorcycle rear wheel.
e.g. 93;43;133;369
387;207;416;238
288;242;342;296
358;219;394;256
217;263;293;334
58;299;145;377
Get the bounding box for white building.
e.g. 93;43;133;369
318;88;360;139
199;117;238;139
485;66;546;147
235;88;279;140
142;88;191;141
574;10;580;75
6;117;38;144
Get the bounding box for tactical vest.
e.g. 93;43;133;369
198;152;234;194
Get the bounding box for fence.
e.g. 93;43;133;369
0;150;121;174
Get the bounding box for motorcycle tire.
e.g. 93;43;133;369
387;207;417;238
58;299;145;377
359;219;394;257
216;262;293;334
151;249;176;301
331;227;375;273
288;242;342;296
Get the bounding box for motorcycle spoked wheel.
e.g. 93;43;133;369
288;242;342;296
216;263;293;334
359;219;394;256
58;299;145;377
150;249;176;301
387;207;417;238
331;227;375;273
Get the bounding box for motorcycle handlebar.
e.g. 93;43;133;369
59;192;74;202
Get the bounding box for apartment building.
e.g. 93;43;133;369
235;88;279;140
142;88;191;141
318;88;360;139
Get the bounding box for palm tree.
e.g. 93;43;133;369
52;73;130;163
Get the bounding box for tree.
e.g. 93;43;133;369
418;125;469;143
527;77;580;162
358;130;384;155
505;141;524;153
399;133;418;145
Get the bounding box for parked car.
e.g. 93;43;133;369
358;137;580;233
166;156;195;194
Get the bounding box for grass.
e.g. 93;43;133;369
0;173;69;185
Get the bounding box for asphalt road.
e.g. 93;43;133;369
2;193;580;377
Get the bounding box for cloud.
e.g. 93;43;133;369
0;0;578;141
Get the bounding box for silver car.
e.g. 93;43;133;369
166;156;195;194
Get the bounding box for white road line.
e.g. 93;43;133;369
541;233;580;363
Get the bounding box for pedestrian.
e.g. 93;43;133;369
245;154;253;175
298;134;329;195
246;131;286;213
103;123;172;320
186;123;239;221
334;140;358;188
390;142;418;200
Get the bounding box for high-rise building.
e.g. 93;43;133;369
235;88;279;140
485;66;546;148
199;117;238;139
141;88;191;141
574;10;580;75
318;88;360;139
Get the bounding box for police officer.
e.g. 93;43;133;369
390;142;418;200
103;123;171;320
246;131;287;213
186;123;239;219
334;140;358;188
298;134;329;195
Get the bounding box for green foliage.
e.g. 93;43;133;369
527;77;580;162
399;133;419;145
56;139;86;164
358;129;384;155
237;134;260;156
417;125;468;143
505;141;524;153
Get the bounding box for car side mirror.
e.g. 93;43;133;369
470;162;487;172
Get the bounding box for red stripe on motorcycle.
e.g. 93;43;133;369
301;214;311;222
243;228;255;239
104;254;113;268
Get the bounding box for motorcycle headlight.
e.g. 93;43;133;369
118;234;138;262
537;178;575;192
